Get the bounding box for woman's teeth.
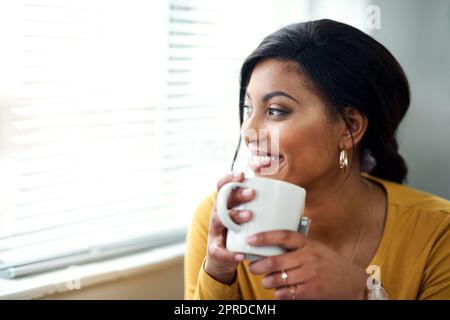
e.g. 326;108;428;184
251;155;280;164
250;153;284;173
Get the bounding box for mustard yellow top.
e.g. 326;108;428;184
184;174;450;300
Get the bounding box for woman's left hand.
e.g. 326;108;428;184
247;230;369;300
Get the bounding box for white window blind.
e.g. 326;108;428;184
0;0;191;279
0;0;312;280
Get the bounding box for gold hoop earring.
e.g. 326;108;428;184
339;149;348;173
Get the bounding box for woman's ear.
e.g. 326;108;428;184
339;107;368;149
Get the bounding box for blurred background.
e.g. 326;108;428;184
0;0;448;299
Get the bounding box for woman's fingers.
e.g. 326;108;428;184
247;230;308;251
210;209;253;236
210;208;252;235
274;283;309;300
204;172;254;283
261;260;315;289
229;209;253;224
227;187;255;209
216;171;244;191
208;240;245;264
248;248;313;275
215;171;255;209
211;171;255;236
210;213;225;236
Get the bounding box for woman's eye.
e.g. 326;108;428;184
242;104;288;119
243;105;253;117
268;107;288;117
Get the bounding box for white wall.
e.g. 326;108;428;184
310;0;450;198
369;0;450;198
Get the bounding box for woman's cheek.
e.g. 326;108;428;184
281;130;332;183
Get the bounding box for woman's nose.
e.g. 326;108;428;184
242;109;263;135
242;127;269;148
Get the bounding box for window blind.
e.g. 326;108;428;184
0;0;221;279
0;0;312;280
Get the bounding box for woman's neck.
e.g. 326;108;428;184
303;169;372;251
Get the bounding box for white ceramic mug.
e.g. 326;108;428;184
216;176;307;261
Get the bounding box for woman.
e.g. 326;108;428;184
184;19;450;299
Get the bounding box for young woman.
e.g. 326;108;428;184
184;19;450;300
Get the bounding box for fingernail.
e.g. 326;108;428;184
233;171;242;178
241;188;253;197
239;211;250;219
235;253;245;261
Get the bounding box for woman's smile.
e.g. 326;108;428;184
249;149;286;174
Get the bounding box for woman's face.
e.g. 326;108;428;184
242;58;343;188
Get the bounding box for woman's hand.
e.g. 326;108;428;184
246;230;369;299
204;172;256;285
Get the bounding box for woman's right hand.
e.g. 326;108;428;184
204;171;256;285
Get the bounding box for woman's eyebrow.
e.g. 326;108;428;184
246;91;299;104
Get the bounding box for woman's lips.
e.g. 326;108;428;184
249;153;285;174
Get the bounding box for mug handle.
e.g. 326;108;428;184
216;181;247;232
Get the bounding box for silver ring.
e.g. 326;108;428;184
280;270;288;286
